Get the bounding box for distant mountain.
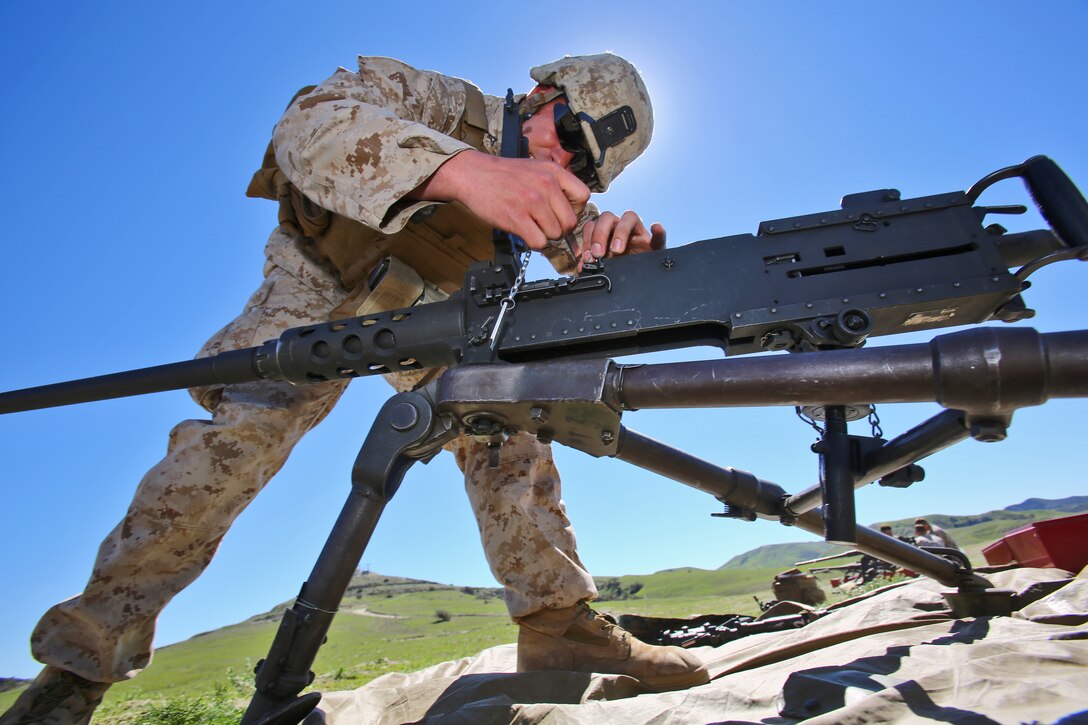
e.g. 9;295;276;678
245;571;502;625
1005;496;1088;513
720;542;840;570
0;678;29;694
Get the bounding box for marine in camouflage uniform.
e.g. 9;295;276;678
3;53;705;725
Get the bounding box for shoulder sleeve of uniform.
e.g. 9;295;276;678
272;58;478;232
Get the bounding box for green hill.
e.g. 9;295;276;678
0;575;526;721
0;567;780;721
0;678;24;694
1005;495;1088;513
719;495;1087;570
720;541;840;570
2;496;1083;721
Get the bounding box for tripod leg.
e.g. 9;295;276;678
818;406;857;545
615;426;991;590
241;391;447;725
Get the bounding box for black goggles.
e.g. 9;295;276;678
552;102;599;187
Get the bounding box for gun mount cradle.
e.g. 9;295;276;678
3;156;1088;724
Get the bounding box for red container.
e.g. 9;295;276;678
983;512;1088;573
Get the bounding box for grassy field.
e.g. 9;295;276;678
0;569;780;722
2;503;1080;722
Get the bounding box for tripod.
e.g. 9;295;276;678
239;326;1088;724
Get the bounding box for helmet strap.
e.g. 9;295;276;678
520;87;565;118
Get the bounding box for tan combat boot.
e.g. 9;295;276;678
516;602;709;692
0;666;110;725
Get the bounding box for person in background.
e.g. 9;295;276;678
914;518;960;550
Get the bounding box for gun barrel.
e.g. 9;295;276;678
0;294;468;414
0;348;262;414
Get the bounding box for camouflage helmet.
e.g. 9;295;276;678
529;53;653;192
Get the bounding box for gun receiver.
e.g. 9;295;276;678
1;156;1085;414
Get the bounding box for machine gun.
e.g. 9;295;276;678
3;158;1083;405
2;156;1087;725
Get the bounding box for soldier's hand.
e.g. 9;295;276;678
577;211;666;271
409;150;590;250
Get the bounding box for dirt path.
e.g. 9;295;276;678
347;606;402;619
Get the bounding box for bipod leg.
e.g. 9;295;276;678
241;390;453;725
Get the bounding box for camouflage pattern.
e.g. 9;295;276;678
454;432;592;619
30;229;352;682
28;57;598;684
389;367;593;619
0;665;110;725
272;57;492;234
530;53;654;193
274;56;586;272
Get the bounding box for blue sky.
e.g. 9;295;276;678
1;2;1085;679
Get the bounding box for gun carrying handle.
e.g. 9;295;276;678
1020;156;1088;251
968;155;1088;252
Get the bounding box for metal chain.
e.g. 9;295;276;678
868;405;883;439
795;406;824;435
796;404;882;439
511;249;532;295
489;250;533;350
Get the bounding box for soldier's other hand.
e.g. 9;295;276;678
578;211;666;271
409;150;590;250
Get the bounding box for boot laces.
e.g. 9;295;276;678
581;604;629;644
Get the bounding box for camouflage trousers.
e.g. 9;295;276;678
30;228;597;683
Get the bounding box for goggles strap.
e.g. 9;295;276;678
519;88;565;118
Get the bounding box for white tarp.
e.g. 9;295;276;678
315;567;1088;724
